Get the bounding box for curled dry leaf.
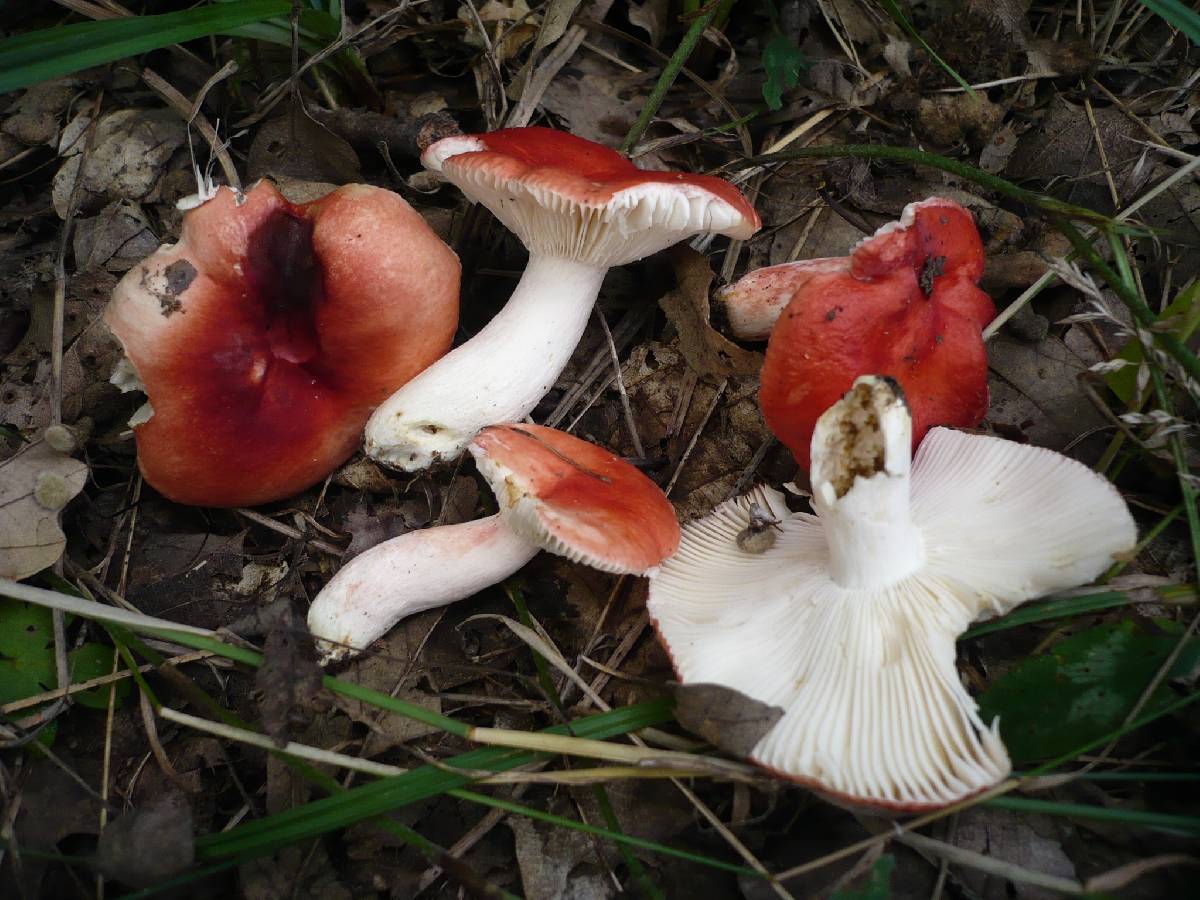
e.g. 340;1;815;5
0;439;87;579
657;247;763;379
673;682;784;757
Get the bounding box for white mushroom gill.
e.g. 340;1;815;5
648;375;1137;810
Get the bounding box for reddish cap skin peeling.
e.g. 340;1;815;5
431;128;761;232
106;181;460;507
759;198;994;470
470;424;680;574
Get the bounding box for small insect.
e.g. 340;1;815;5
736;501;782;554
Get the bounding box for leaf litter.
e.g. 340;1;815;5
0;1;1198;898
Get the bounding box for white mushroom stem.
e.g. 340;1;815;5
307;515;538;662
809;380;924;590
365;255;605;471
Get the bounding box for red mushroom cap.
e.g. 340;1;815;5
106;181;460;506
758;198;994;470
422;127;760;264
469;424;680;574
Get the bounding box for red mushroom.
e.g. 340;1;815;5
365;127;760;471
308;423;680;661
746;197;994;470
106;181;460;506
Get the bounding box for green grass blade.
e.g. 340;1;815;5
985;796;1200;836
1137;0;1200;45
0;1;292;94
961;585;1195;639
195;699;673;860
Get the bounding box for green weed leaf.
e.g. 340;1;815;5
831;854;894;900
761;34;806;110
68;643;131;710
0;1;291;94
978;620;1200;762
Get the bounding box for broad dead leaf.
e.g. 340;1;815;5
255;601;327;747
247;114;362;186
953;807;1076;899
674;682;784;757
52;109;187;218
94;791;195;888
658;247;763;379
0;439;87;579
510;814;616;900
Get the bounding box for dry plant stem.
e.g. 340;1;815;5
141;68;240;190
0;651;213;715
621;0;729;153
596;309;645;457
774;780;1021;883
897;832;1084;894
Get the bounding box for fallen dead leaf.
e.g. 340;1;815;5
658;247;763;379
72;201;159;273
256;600;327;747
953;807;1076;899
674;682;784;757
987;333;1108;452
52;109;187;218
510;814;616;900
247;114;362;186
0;438;87;579
94;791;195;888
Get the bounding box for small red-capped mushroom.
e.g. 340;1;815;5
308;423;679;661
365;127;760;471
740;197;994;470
106;181;460;507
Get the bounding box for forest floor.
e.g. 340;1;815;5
0;1;1198;898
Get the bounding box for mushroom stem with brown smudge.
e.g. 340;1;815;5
309;423;680;662
648;376;1138;811
364;127;760;472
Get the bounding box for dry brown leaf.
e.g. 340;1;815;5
247;114;361;186
0;439;87;579
256;601;327;747
510;815;616;900
674;682;783;757
953;807;1076;900
658;247;763;379
94;791;195;888
52;109;187;218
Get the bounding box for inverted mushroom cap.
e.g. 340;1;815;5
648;376;1136;810
745;198;994;470
106;181;460;507
421;127;760;266
469;423;680;574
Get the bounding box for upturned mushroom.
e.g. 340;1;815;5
647;376;1137;811
106;181;460;507
364;127;760;471
720;197;993;470
309;423;679;662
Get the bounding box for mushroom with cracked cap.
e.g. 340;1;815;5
309;423;680;662
720;197;994;471
364;127;760;471
105;180;460;507
647;375;1137;811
